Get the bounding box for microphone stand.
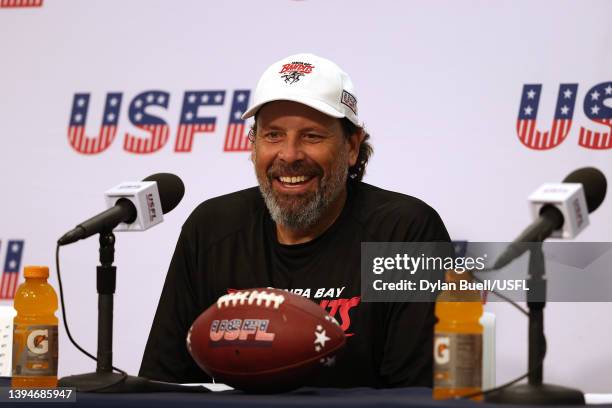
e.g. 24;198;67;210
486;242;584;405
59;231;202;393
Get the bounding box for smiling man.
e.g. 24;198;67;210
139;53;451;388
252;99;362;245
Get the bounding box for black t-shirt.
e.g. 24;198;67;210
139;181;450;388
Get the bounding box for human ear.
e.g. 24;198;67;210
347;129;365;167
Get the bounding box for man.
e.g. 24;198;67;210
139;53;450;388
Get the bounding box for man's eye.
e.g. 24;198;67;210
304;133;323;141
264;132;281;141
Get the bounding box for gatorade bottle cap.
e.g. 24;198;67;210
445;269;473;283
24;265;49;279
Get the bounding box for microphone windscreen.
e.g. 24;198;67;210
143;173;185;214
563;167;607;213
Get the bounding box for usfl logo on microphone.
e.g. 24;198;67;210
67;90;252;155
517;81;612;150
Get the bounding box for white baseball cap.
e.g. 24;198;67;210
241;53;360;126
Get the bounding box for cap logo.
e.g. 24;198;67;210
341;90;357;115
279;61;315;84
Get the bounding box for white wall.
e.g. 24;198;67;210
1;0;611;392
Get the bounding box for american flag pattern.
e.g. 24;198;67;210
452;241;468;258
224;90;252;152
0;0;42;7
68;93;122;155
0;240;24;300
579;82;612;150
175;91;225;152
124;91;170;154
517;84;577;150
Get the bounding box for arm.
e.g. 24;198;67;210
379;302;436;387
139;229;212;383
379;206;451;387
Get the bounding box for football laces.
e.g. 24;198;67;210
217;290;285;309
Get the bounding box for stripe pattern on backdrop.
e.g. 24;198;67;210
0;240;24;300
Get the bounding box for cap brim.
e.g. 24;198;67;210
241;95;345;121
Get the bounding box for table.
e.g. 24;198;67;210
3;379;611;408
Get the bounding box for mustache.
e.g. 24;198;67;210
267;160;323;179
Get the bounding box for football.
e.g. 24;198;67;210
186;288;346;393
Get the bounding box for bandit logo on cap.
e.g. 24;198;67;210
279;61;316;84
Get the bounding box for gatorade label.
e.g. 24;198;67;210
12;324;58;377
434;332;482;388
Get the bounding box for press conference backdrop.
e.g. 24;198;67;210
1;0;611;392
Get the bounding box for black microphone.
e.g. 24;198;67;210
58;173;184;246
493;167;607;270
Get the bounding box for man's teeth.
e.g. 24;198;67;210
279;175;308;184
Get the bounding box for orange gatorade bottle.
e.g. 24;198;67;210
433;270;483;401
11;265;59;388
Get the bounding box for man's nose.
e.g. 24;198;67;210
277;135;305;162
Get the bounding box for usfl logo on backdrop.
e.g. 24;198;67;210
67;90;252;155
0;240;25;300
0;0;42;7
517;81;612;150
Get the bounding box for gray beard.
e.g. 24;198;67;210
256;152;349;231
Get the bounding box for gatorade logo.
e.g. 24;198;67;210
26;329;49;355
434;336;450;365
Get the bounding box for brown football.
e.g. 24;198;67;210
186;288;346;393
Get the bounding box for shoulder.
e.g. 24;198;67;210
353;182;439;218
181;186;264;247
350;182;450;242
